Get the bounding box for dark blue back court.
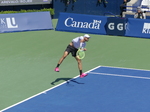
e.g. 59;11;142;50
2;66;150;112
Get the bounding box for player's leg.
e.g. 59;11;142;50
57;51;69;66
71;47;88;78
75;57;88;78
55;51;69;72
75;56;82;72
55;45;72;72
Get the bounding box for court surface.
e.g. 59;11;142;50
1;66;150;112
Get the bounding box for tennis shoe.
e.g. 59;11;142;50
54;67;59;72
80;73;88;78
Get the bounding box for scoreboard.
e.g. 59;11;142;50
0;0;52;6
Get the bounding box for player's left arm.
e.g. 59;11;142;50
80;40;86;51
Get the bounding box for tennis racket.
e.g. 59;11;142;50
76;48;85;59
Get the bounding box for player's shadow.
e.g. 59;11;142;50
51;77;84;85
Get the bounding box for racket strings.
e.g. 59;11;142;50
78;51;84;57
76;50;85;59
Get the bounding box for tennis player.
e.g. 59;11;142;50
54;34;91;78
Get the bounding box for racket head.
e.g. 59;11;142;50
76;49;85;59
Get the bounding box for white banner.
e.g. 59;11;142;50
141;0;150;6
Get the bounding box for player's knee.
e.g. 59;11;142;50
77;60;81;64
63;52;68;59
62;56;67;59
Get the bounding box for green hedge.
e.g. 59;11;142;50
0;8;54;15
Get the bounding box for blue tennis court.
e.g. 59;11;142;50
1;66;150;112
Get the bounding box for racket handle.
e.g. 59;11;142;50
79;47;84;51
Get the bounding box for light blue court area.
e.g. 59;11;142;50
1;66;150;112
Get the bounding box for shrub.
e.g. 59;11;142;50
0;8;54;15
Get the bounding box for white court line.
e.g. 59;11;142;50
89;72;150;80
101;65;150;72
0;65;101;112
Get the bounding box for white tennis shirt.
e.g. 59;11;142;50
72;36;86;49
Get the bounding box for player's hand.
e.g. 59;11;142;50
83;48;87;51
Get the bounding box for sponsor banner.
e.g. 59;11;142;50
141;0;150;6
0;11;53;33
106;17;127;36
56;12;107;35
125;18;150;38
0;0;52;6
